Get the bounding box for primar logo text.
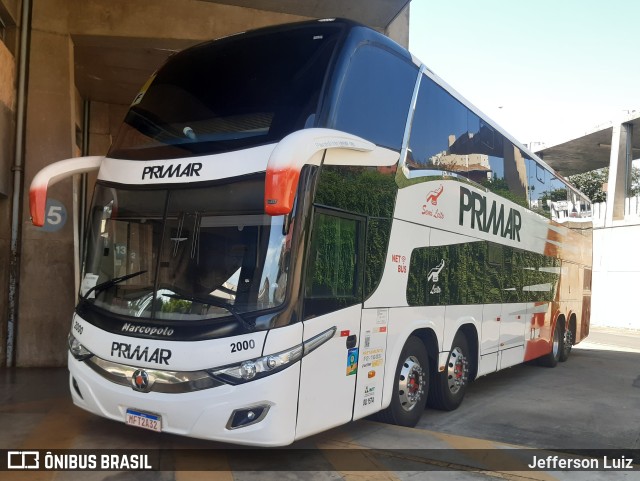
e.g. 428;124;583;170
459;186;521;241
141;162;202;180
111;342;172;365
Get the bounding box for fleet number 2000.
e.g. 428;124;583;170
230;339;255;353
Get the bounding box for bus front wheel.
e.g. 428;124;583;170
428;331;470;411
377;336;428;427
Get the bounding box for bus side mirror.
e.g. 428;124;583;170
30;156;102;226
264;129;375;216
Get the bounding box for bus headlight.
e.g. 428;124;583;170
210;326;336;384
68;333;93;361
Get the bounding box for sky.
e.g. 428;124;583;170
408;0;640;149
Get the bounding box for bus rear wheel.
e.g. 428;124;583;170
376;336;428;427
538;322;561;367
559;328;572;362
428;332;470;411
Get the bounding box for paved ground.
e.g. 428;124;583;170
1;326;639;480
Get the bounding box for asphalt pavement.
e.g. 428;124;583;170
1;326;639;480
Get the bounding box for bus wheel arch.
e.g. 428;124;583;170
428;325;475;411
411;327;439;377
458;324;478;382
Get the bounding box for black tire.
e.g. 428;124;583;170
538;322;561;367
376;336;428;427
428;331;470;411
559;325;572;362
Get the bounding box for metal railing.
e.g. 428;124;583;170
592;196;640;227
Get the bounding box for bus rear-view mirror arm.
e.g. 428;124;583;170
29;155;103;227
264;128;375;216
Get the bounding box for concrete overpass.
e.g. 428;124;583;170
537;112;640;330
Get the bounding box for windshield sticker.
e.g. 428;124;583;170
81;274;99;299
346;348;358;376
131;72;156;107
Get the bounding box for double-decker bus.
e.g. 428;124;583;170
29;19;592;446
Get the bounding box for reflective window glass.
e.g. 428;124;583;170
407;75;468;172
527;159;549;217
333;45;417;150
547;175;569;221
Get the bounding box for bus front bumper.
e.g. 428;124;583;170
67;353;300;446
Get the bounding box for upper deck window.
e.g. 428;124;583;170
332;45;417;151
109;23;343;160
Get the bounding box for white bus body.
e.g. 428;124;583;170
30;19;592;446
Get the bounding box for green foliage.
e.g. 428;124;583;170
307;214;358;298
481;177;529;208
568;166;640;203
161;298;192;313
567;168;609;203
407;242;560;306
313;166;397;300
315;167;397;217
365;219;391;298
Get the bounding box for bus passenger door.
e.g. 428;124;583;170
295;209;365;440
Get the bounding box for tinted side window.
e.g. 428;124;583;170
314;166;397;218
334;45;417;150
500;144;528;207
407;241;560;306
409;77;529;207
407;241;485;306
521;252;560;302
527;159;549;218
365;218;392;299
547;175;569;221
304;210;363;318
407;76;468;172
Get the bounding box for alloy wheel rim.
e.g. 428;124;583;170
447;347;468;394
398;355;424;412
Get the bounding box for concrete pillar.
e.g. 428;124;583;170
17;0;76;366
0;38;16;365
605;122;633;225
385;3;410;48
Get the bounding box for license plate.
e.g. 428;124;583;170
125;408;162;433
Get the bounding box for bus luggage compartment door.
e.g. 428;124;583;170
295;305;362;440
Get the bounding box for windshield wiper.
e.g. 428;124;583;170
163;293;254;333
83;270;148;299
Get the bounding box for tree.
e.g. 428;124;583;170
567;166;640;203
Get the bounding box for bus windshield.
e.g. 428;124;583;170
81;179;291;323
108;23;342;160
